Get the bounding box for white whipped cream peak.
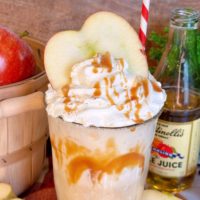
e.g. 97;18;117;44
46;53;166;127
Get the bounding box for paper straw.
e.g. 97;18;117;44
139;0;151;48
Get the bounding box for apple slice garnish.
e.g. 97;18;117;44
142;189;181;200
44;11;148;91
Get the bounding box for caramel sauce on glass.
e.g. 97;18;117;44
142;79;149;97
50;135;63;166
94;82;101;97
151;80;162;93
51;135;144;184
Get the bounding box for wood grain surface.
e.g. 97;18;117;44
0;0;199;42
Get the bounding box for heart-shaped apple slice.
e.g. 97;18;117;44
44;11;148;91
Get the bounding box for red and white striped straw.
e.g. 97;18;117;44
139;0;151;49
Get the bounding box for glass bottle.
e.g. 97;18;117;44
148;8;200;193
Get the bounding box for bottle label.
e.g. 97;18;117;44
149;118;200;178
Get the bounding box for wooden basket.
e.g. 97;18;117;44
0;37;48;195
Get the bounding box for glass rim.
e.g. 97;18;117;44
51;111;161;130
171;8;199;23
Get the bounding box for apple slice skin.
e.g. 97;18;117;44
142;189;181;200
0;183;16;199
81;11;148;75
44;11;148;92
45;31;85;91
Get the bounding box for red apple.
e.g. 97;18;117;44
0;26;36;86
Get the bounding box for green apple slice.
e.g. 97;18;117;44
44;11;148;91
142;189;181;200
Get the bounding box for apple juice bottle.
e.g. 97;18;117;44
147;8;200;192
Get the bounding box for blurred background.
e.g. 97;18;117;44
0;0;199;72
0;0;199;42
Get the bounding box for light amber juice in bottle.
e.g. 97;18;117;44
148;8;200;192
148;87;200;192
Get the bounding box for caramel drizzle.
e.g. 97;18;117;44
151;80;162;92
62;85;68;96
51;135;144;185
67;152;144;184
65;139;89;156
113;88;119;97
91;53;149;123
104;77;114;105
129;127;136;132
117;104;124;111
130;83;141;122
110;76;115;85
50;135;63;166
119;58;124;68
93;66;98;73
61;52;156;123
130;83;141;101
142;79;149;97
124;92;132;119
130;81;149;123
92;52;113;72
135;103;143;123
101;52;112;72
62;85;76;112
93;82;101;97
62;52;114;112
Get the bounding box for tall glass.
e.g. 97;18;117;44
48;114;159;200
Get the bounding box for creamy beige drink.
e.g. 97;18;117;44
46;53;166;200
49;116;158;200
44;11;166;200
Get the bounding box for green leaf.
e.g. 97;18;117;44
167;44;179;75
148;31;167;47
19;30;29;38
147;27;168;67
149;66;156;74
197;30;200;66
164;27;169;33
149;47;163;61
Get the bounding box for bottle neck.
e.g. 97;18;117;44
154;25;198;79
167;8;199;47
170;8;199;29
154;9;200;110
168;27;184;49
168;24;198;47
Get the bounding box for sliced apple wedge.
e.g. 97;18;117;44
142;190;181;200
45;11;148;91
0;183;16;199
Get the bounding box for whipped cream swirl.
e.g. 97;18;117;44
46;53;166;127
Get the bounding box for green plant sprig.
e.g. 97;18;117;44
147;28;200;76
147;28;169;73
